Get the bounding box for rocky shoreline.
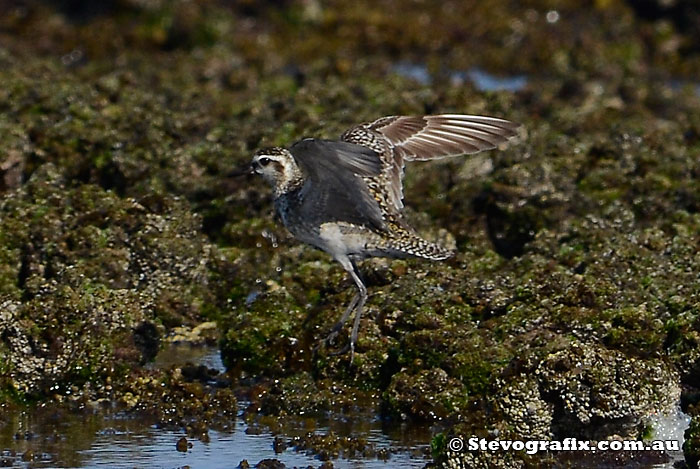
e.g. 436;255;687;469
1;1;699;467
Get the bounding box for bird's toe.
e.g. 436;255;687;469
327;343;351;357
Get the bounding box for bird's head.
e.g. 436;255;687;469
251;147;302;194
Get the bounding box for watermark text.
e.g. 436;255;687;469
447;437;679;455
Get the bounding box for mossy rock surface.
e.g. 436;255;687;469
0;165;221;398
1;0;700;466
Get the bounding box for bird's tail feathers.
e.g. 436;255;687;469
369;232;455;261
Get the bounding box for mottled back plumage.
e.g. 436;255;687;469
251;113;521;360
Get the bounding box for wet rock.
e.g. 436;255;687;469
272;436;287;453
538;343;679;439
494;375;553;439
497;341;679;440
125;370;237;431
133;321;161;364
255;459;285;469
385;368;468;421
2;1;700;467
180;364;220;383
684;417;700;468
166;322;219;345
289;432;371;462
0;167;223;400
442;449;527;469
176;436;188;452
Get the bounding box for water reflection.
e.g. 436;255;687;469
1;345;432;468
1;343;688;468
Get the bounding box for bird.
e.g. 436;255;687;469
251;114;521;361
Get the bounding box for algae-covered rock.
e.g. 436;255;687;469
220;281;307;376
494;341;678;441
684;416;700;468
535;342;678;438
0;165;220;399
2;0;700;466
385;368;469;421
113;365;237;434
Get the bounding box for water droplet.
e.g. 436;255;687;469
245;291;259;307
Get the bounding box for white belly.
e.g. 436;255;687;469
317;222;369;260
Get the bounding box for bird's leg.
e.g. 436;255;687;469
328;260;367;362
325;259;367;363
348;262;367;364
324;292;360;345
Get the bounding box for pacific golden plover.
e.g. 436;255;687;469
252;114;521;360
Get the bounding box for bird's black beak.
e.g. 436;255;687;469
251;161;261;174
226;164;253;178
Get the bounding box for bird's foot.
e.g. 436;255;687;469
324;329;340;346
327;343;350;356
326;342;356;364
317;329;356;363
321;320;346;346
311;324;344;355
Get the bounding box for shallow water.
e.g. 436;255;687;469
76;415;430;469
649;409;691;469
392;62;528;91
0;344;433;469
2;343;688;468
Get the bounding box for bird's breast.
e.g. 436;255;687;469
274;192;319;243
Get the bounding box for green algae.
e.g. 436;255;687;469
685;417;700;468
1;0;700;466
221;286;305;376
0;165;222;400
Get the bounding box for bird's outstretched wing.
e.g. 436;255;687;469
341;114;521;211
289;139;387;231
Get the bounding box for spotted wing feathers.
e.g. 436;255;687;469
369;114;520;161
341;114;521;211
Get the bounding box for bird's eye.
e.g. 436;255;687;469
259;157;271;166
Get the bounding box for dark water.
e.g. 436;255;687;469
0;345;433;468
